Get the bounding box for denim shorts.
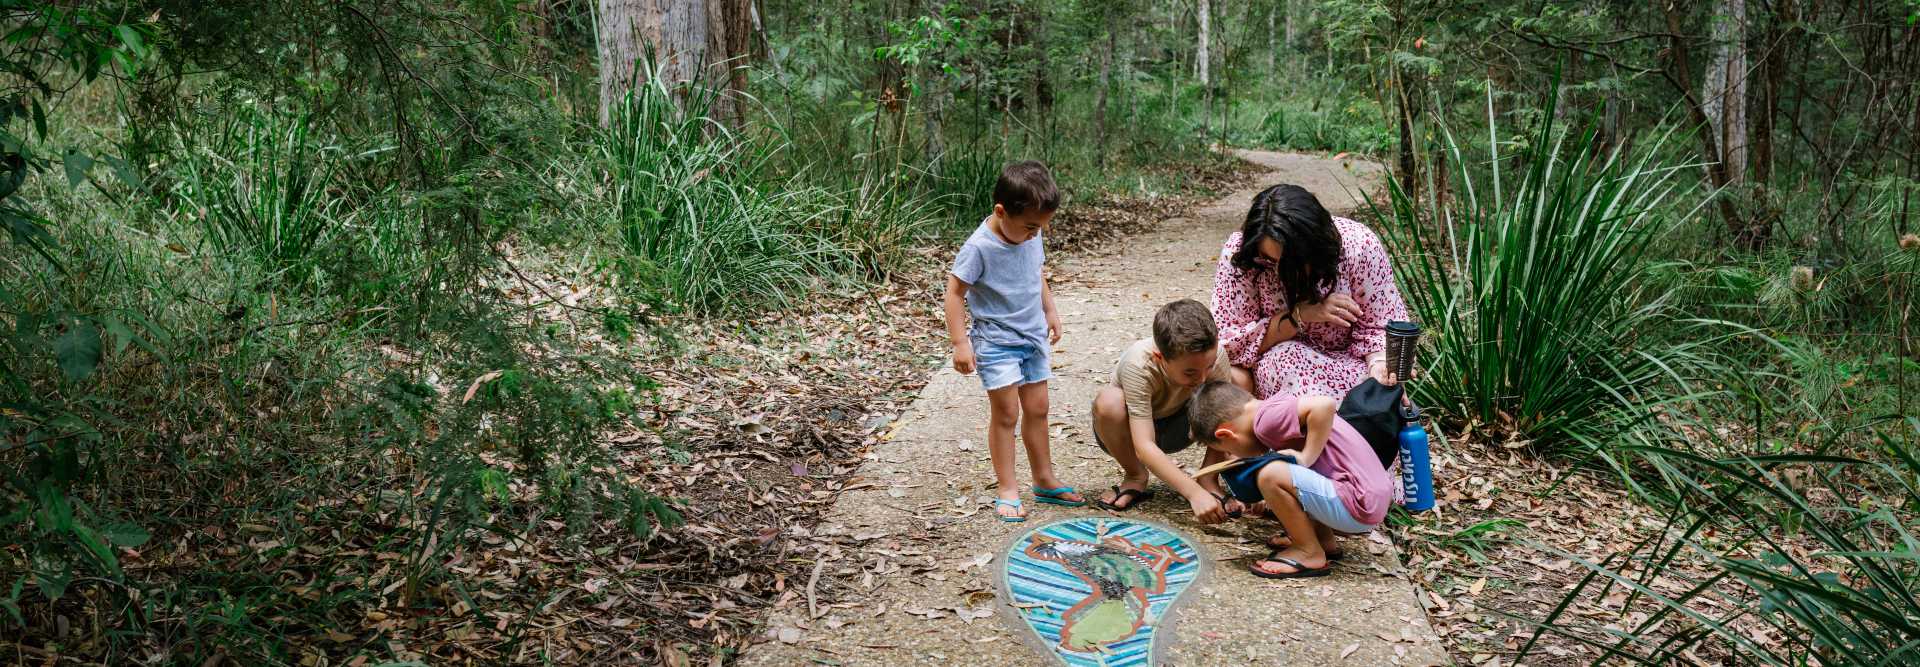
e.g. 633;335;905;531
1222;453;1374;535
972;338;1051;391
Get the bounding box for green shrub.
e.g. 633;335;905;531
1372;93;1732;472
1521;418;1920;664
596;69;851;312
171;106;345;286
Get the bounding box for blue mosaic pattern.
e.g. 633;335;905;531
997;518;1206;666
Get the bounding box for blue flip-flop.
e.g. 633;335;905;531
994;498;1027;522
1031;485;1089;508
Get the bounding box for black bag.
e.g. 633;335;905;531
1338;378;1410;470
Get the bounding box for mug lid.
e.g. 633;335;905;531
1386;320;1420;334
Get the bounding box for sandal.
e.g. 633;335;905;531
1032;485;1088;507
1095;486;1155;512
994;498;1027;523
1264;535;1346;561
1248;555;1332;579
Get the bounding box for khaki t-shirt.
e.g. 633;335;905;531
1113;338;1234;420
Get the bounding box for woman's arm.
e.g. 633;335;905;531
1293;396;1337;468
1212;238;1275;368
1256;309;1297;355
1342;222;1412;372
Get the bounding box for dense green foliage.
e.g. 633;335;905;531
0;0;1914;664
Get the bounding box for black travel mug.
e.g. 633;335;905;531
1384;321;1420;383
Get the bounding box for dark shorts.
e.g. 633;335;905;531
1220;452;1300;504
1094;407;1193;455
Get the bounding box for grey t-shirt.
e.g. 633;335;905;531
951;218;1048;349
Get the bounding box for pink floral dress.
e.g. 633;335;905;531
1211;217;1411;400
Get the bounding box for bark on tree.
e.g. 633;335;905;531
594;0;752;126
1701;0;1749;186
1096;7;1114;166
1197;0;1211;134
1283;0;1295;52
1753;0;1790;187
1196;0;1211;85
1265;1;1275;73
1662;3;1762;249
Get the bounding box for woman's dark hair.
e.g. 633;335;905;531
1232;184;1342;307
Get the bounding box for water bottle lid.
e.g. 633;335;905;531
1400;403;1421;421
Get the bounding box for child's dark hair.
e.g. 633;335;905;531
1232;183;1341;308
1188;380;1253;445
1153;299;1218;360
994;161;1061;216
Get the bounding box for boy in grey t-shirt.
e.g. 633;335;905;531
942;161;1086;521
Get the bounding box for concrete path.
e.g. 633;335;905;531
745;151;1448;666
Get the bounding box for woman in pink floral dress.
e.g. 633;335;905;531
1211;184;1411;400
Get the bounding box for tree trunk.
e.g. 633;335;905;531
1702;0;1749;186
1752;0;1789;188
596;0;752;126
1283;0;1296;52
596;0;710;125
1266;1;1276;73
1196;0;1211;85
1197;0;1211;134
1096;8;1114;166
1663;3;1760;249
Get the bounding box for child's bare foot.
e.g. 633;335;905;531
1249;547;1332;579
1265;533;1346;560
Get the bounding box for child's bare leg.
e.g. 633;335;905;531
1265;519;1346;558
1252;464;1329;575
1090;386;1148;505
1019;381;1082;502
987;384;1025;519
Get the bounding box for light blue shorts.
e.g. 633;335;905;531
1225;457;1374;535
972;338;1051;391
1284;463;1374;535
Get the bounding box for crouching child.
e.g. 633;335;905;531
1186;381;1392;578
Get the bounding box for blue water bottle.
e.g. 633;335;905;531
1385;321;1435;512
1398;405;1435;512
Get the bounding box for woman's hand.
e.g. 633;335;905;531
1294;293;1362;327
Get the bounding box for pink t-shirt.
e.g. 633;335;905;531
1251;396;1392;525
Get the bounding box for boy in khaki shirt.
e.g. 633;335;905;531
1089;299;1253;522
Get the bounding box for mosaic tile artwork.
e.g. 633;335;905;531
996;517;1208;666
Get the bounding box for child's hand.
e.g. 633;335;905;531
1189;493;1227;524
953;344;976;375
1047;318;1062;345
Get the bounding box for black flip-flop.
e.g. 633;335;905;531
1096;486;1155;511
1264;538;1346;561
1248;555;1332;579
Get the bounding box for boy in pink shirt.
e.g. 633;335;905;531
1186;380;1393;578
